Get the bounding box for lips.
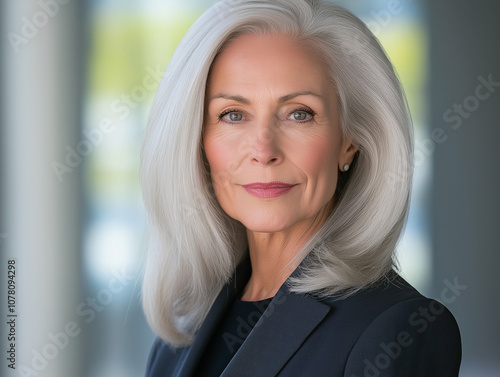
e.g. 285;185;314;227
241;182;297;198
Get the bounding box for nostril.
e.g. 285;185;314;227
248;133;283;165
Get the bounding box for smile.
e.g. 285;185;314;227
241;182;297;198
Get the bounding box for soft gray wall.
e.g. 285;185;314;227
427;0;500;375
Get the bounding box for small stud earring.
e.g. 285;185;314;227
343;164;350;172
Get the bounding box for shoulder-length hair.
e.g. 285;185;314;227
141;0;413;346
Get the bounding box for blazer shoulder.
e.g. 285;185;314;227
324;275;463;377
307;274;461;374
319;273;427;325
344;297;462;376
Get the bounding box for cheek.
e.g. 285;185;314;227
204;136;226;191
299;136;340;183
203;134;245;221
204;136;225;175
203;134;240;197
204;129;251;180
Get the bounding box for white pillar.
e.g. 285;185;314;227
1;1;84;376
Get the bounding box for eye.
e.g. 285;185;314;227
228;112;243;122
218;110;244;123
287;109;315;122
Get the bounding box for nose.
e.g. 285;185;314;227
248;123;283;166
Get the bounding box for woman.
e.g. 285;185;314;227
141;0;461;376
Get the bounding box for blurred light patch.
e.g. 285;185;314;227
397;226;432;290
84;220;137;282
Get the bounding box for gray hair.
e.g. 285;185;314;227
141;0;413;347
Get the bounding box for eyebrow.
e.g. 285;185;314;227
209;91;322;104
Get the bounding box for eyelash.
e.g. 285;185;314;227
216;107;316;123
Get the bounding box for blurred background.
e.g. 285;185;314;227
0;0;499;376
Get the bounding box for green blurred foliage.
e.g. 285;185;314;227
88;10;202;97
379;21;427;126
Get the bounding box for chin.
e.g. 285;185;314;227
237;215;296;234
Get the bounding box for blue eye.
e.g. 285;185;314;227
228;112;243;121
293;111;308;121
289;110;314;122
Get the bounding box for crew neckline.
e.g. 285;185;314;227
238;296;274;304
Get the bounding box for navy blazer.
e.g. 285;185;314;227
145;254;461;376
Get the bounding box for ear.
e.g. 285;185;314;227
339;139;358;172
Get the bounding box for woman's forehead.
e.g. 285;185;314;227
206;33;332;99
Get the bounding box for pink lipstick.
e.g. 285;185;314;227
241;182;297;198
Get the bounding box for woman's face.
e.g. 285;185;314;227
204;33;356;233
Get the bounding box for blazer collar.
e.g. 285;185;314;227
177;252;331;377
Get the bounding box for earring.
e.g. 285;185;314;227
343;164;350;172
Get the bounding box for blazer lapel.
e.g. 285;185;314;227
176;254;252;377
176;253;331;377
221;275;331;377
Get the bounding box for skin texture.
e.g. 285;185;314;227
203;33;357;301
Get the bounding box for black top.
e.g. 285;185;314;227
194;296;273;376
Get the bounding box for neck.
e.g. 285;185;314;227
240;209;330;302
